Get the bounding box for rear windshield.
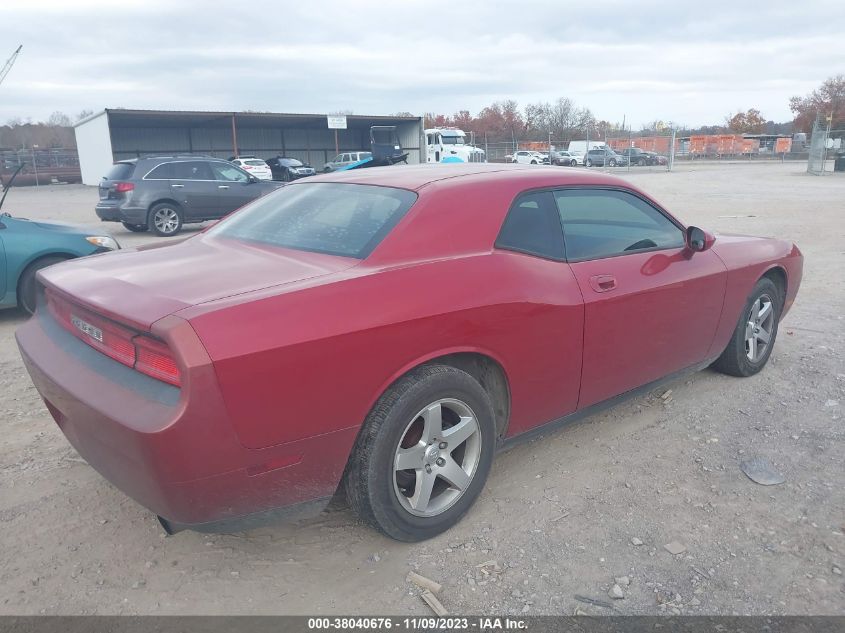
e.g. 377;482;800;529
209;183;417;259
104;163;134;180
244;160;266;166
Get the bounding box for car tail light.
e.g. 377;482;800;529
134;336;181;386
113;182;134;193
45;289;181;387
47;291;136;365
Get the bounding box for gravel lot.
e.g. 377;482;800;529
1;162;843;616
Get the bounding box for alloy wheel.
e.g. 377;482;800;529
393;398;482;517
745;294;775;362
153;208;179;235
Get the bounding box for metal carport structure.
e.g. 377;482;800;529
74;109;423;185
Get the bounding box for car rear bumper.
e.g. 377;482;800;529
95;202;122;221
95;202;147;224
16;303;357;530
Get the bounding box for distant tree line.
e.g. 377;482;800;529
419;75;842;144
0;110;92;150
2;74;840;152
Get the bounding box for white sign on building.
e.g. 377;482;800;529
327;115;347;130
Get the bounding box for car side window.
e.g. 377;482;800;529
171;161;214;180
495;191;566;260
210;162;249;182
145;162;175;179
554;189;685;261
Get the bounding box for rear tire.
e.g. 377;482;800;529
586;159;593;167
18;256;68;315
609;159;617;167
712;277;782;377
345;364;496;542
570;160;577;167
148;203;183;237
121;221;148;232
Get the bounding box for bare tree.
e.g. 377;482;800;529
47;111;73;127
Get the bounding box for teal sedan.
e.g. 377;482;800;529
0;212;120;314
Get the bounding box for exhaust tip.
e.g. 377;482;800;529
157;515;184;536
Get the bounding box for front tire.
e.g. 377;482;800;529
148;203;183;237
609;159;617;167
586;159;593;167
345;364;496;542
18;256;68;315
570;160;577;167
712;277;781;377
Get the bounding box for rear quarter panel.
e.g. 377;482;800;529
186;252;585;450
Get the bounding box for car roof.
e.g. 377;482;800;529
302;163;633;192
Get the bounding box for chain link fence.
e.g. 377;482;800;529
0;148;81;187
807;115;845;175
475;129;811;174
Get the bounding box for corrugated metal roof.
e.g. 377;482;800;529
100;108;421;129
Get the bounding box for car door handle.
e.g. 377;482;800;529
170;184;184;188
218;185;229;189
589;274;617;293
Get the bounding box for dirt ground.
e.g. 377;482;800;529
1;162;843;616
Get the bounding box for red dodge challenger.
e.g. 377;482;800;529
16;164;802;541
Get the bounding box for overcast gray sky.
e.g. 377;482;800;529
1;0;843;127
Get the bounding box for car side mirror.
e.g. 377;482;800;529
686;226;716;252
248;175;258;183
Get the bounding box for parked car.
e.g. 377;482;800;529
0;213;119;314
0;164;120;314
18;164;802;541
230;156;273;181
266;157;317;181
95;156;282;237
619;148;656;166
647;151;669;166
512;150;548;165
585;147;628;167
323;152;373;172
550;150;583;166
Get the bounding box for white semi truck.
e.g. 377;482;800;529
425;128;486;163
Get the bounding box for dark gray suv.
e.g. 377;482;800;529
585;147;628;167
95;156;283;236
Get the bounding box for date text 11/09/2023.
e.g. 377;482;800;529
307;617;528;630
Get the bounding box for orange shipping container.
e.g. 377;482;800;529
775;137;792;153
689;136;708;153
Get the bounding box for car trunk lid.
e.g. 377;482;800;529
36;235;358;331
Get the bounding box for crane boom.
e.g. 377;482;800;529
0;45;23;87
